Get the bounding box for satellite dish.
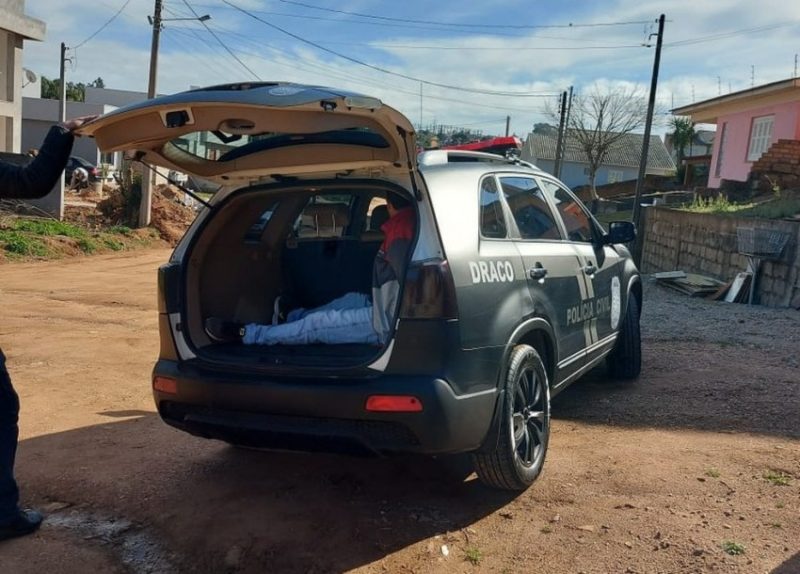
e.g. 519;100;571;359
23;68;38;87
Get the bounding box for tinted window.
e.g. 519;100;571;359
541;180;593;243
500;177;561;240
480;177;507;238
293;195;354;238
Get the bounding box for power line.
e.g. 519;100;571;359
312;40;648;51
167;23;544;114
275;0;652;30
665;23;797;47
73;0;132;49
180;0;261;80
222;0;557;98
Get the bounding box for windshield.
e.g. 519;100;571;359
169;128;390;163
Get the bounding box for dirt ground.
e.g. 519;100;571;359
0;249;798;574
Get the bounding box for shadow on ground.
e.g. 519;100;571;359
552;342;800;440
17;415;517;573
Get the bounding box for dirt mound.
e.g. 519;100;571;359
96;184;197;245
151;187;197;244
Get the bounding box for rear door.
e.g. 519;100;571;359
539;178;624;365
75;82;422;198
498;174;587;382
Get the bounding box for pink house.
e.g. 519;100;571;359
673;78;800;188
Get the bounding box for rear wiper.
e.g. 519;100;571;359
138;162;213;209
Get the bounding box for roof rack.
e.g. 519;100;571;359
418;149;538;170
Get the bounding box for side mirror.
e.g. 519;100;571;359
604;221;636;245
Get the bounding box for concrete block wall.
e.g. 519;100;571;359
641;206;800;308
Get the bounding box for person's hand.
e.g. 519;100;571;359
60;115;99;132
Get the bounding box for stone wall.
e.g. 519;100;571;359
641;206;800;308
751;139;800;192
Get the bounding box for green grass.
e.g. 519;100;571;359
721;541;746;556
540;525;553;534
11;218;88;239
682;196;800;219
465;547;482;566
763;470;792;486
102;237;126;251
77;237;99;254
0;231;49;257
776;501;785;509
0;216;160;261
705;468;721;478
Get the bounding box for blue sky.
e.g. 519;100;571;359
21;0;800;136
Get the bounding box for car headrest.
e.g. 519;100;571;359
369;204;389;231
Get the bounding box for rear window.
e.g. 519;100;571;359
169;128;390;162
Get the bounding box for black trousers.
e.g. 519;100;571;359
0;348;20;522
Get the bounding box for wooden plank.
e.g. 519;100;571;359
653;271;687;280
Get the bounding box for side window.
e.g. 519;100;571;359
292;194;354;238
541;180;594;243
500;176;561;240
479;176;507;238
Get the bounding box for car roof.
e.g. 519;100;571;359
418;150;551;179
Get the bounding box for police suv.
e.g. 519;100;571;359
79;83;642;491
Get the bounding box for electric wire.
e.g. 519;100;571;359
164;24;545;114
180;0;262;80
73;0;132;49
274;0;653;30
222;0;557;98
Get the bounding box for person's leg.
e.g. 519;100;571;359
286;292;370;322
244;305;378;345
0;349;20;523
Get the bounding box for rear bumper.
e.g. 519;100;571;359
153;360;499;456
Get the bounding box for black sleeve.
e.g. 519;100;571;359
0;125;75;200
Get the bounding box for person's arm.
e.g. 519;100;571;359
0;116;95;200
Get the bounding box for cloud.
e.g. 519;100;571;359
17;0;800;137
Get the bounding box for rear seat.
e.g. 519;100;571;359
297;203;351;237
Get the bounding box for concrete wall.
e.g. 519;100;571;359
709;101;800;188
642;206;800;308
85;86;149;108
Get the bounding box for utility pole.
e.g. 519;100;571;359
751;65;755;87
553;91;567;178
419;82;423;129
560;85;573;179
632;14;665;266
505;115;510;137
140;0;163;228
58;42;67;221
794;54;798;78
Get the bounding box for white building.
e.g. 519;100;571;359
0;0;45;153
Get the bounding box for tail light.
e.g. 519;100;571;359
399;259;458;319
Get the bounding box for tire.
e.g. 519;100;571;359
473;345;551;491
607;294;641;380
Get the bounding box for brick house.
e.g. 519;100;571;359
672;78;800;189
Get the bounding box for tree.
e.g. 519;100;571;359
669;116;695;170
547;86;649;203
89;77;105;89
38;76;91;102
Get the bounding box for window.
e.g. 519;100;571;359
747;116;774;162
608;169;624;184
293;195;354;238
500;176;561;240
541;180;594;243
715;122;727;178
479;177;507;238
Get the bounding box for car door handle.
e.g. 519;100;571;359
583;263;597;276
529;264;548;280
